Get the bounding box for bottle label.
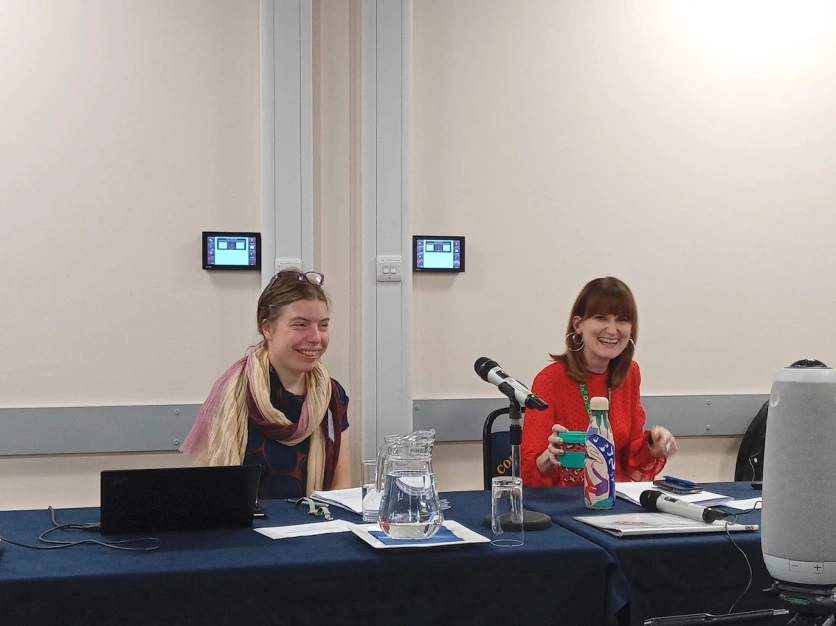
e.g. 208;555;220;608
584;409;616;509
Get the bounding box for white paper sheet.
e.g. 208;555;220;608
348;520;490;549
254;519;355;539
723;497;762;511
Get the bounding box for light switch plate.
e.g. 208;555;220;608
376;255;403;282
275;258;303;273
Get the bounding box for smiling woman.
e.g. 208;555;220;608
262;299;331;394
521;277;676;490
180;269;352;500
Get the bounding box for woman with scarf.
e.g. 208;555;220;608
181;269;351;499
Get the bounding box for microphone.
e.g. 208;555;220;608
474;357;548;410
640;490;730;524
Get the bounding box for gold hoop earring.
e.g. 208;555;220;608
566;332;584;352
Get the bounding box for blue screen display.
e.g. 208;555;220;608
203;232;261;270
413;236;465;272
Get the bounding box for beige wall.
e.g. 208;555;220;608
5;1;816;510
1;0;262;406
0;0;261;510
412;0;836;397
0;0;367;512
412;1;836;487
0;452;191;510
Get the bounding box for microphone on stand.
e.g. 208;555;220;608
474;357;552;531
474;357;548;410
640;490;730;524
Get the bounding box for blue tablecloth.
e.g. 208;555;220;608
524;481;778;625
0;490;621;626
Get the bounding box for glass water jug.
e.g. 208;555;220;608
375;429;443;539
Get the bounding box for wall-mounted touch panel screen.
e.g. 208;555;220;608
413;235;465;273
202;232;261;270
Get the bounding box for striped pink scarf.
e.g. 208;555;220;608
181;347;332;494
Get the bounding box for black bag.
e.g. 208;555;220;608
734;401;768;481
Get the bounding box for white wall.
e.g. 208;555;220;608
413;1;836;396
0;452;191;510
0;0;371;511
412;1;836;487
5;2;824;507
1;0;262;405
0;0;261;509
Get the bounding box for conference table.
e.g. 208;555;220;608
0;490;623;626
0;482;781;626
525;481;779;626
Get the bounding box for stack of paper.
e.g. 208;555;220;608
310;487;363;515
574;512;758;537
615;482;732;507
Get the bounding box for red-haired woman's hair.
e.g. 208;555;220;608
551;277;638;387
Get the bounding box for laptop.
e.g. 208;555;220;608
100;465;261;534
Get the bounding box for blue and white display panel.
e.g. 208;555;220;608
202;232;261;270
413;235;465;273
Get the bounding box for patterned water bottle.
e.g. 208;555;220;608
584;396;616;509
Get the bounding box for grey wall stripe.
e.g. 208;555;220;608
0;394;767;456
412;394;769;441
0;405;198;456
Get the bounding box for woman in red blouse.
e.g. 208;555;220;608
521;277;676;488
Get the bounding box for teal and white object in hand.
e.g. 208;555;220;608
559;431;587;469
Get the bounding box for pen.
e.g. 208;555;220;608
663;475;697;487
643;608;789;625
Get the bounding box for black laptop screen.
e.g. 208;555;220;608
100;465;261;534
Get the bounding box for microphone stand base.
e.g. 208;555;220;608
482;509;552;531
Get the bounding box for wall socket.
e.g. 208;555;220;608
275;258;303;273
376;255;403;282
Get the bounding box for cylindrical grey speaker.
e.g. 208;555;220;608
762;360;836;585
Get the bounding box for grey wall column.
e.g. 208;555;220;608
260;0;314;283
361;0;414;459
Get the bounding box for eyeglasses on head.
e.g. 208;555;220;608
269;270;325;287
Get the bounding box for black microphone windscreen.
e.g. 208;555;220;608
639;490;661;511
474;357;497;381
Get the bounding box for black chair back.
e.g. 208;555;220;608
482;407;514;490
734;400;768;481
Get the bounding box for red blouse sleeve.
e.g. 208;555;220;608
520;368;558;487
622;363;666;481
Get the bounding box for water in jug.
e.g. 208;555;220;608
375;429;443;539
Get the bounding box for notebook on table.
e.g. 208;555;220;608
574;512;758;537
615;482;732;507
100;465;261;534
